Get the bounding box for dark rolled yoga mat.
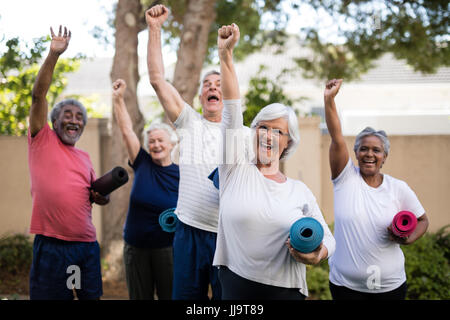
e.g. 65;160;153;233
91;166;129;196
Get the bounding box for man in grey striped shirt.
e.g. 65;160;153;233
146;5;223;300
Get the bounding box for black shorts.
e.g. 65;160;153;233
218;266;306;300
329;281;407;300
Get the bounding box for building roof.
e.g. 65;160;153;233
358;53;450;84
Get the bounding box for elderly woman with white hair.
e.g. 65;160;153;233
212;24;335;300
324;79;429;300
112;79;180;300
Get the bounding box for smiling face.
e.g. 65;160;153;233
199;73;223;120
53;104;85;146
147;129;173;165
355;135;387;177
255;117;290;165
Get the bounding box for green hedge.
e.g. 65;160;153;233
306;225;450;300
0;234;33;275
402;225;450;299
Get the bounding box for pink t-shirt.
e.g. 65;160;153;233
28;123;97;242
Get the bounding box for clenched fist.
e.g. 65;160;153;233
324;79;343;100
145;4;169;29
218;23;240;52
112;79;127;100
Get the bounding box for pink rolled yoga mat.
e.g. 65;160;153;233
391;211;417;237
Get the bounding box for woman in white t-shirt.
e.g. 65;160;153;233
324;79;429;300
212;23;336;300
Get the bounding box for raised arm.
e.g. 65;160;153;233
146;5;184;123
112;79;140;164
30;26;71;136
218;24;240;101
324;79;349;179
217;23;248;168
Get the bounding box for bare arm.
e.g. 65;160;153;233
30;26;71;136
112;79;140;164
324;79;349;179
146;5;184;123
218;24;240;100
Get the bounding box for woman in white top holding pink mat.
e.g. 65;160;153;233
212;23;335;300
324;79;429;300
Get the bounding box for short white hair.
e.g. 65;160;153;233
250;103;300;161
143;122;178;150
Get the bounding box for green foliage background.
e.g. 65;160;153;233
0;36;81;136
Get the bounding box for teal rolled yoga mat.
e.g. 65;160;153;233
289;217;324;253
158;208;178;233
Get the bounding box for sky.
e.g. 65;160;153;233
0;0;118;57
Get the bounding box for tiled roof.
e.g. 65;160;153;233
358;53;450;84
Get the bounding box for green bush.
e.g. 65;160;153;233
306;225;450;300
306;259;331;300
306;223;332;300
0;234;33;275
402;225;450;300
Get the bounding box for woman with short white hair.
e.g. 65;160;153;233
212;24;335;300
112;79;180;300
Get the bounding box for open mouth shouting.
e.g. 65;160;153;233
207;94;220;103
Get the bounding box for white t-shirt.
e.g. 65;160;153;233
173;103;223;232
328;158;425;293
213;100;336;297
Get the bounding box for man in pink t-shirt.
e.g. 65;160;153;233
28;26;109;300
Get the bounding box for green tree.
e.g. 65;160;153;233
162;0;288;63
243;65;302;126
293;0;450;81
0;36;82;136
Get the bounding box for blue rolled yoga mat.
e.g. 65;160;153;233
158;208;178;233
289;217;324;253
208;167;220;190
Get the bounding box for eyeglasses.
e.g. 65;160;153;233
256;124;289;138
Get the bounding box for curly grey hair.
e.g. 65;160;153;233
49;99;88;126
354;127;390;155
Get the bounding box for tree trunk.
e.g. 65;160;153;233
172;0;217;105
103;0;145;281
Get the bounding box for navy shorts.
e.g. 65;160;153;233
172;220;221;300
29;235;103;300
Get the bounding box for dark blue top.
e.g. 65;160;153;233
123;148;180;248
